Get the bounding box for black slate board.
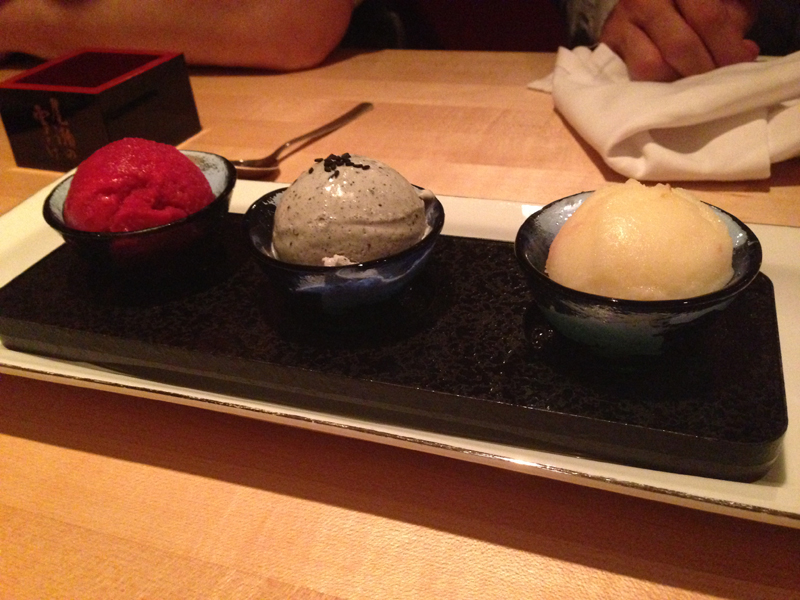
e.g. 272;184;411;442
0;214;788;481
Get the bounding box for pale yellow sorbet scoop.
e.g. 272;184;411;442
272;154;428;266
545;180;734;301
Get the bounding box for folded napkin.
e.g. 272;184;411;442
529;44;800;181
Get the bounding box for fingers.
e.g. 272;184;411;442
601;0;714;81
676;0;760;67
599;0;760;82
601;15;681;81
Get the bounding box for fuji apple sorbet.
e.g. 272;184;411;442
545;180;734;301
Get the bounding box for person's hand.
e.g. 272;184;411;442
599;0;760;81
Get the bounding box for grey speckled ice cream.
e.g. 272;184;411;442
272;153;431;266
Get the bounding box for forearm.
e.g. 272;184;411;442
0;0;355;70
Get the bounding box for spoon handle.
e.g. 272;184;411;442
270;102;374;162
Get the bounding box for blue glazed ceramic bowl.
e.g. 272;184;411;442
43;150;235;272
243;186;445;312
515;191;762;357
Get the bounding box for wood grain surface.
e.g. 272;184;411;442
1;49;800;599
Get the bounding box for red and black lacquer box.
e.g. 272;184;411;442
0;49;202;171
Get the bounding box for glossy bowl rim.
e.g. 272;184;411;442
514;190;763;311
243;186;446;274
42;149;236;240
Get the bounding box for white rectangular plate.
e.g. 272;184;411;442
2;177;799;528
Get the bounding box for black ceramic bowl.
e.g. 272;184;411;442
515;191;762;357
243;186;445;312
43;150;235;271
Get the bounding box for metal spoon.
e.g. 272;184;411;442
231;102;374;179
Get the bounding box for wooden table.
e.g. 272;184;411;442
2;50;800;599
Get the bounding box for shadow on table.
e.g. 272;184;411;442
1;374;798;598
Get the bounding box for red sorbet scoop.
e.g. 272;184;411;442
63;138;214;233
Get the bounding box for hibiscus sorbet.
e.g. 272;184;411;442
63;138;214;233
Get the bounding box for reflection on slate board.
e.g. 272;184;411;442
0;214;787;482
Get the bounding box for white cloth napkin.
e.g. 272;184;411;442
528;44;800;181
